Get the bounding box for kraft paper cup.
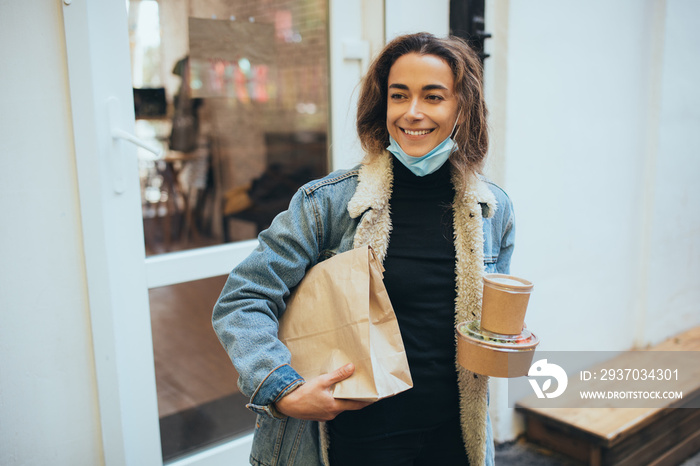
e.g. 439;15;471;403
456;321;539;378
481;274;533;335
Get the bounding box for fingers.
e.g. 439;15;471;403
273;364;372;421
324;364;372;415
335;399;373;412
325;363;355;385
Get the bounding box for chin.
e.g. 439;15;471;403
405;143;438;158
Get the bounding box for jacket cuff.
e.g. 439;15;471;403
246;364;304;419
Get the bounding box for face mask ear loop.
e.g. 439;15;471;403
449;112;461;156
451;111;462;140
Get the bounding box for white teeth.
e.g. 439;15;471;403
404;129;431;136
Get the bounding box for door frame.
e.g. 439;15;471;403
62;0;162;463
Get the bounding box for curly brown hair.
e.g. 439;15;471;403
357;33;488;185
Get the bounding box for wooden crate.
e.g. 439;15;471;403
516;327;700;466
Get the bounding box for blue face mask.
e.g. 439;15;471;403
387;135;457;177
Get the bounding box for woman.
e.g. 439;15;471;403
213;32;514;466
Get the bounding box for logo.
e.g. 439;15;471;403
528;359;568;399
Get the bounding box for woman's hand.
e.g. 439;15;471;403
274;363;372;421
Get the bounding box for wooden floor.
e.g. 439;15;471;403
149;274;241;418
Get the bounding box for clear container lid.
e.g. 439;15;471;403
457;320;539;350
483;273;533;292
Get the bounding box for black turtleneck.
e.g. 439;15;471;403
330;157;460;437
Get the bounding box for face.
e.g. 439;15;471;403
386;53;459;157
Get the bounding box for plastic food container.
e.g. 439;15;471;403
456;320;539;378
481;274;533;335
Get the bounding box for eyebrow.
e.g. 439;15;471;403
388;83;449;91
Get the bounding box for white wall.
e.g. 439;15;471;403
640;0;700;345
0;1;103;465
385;0;450;40
485;0;700;441
503;0;653;352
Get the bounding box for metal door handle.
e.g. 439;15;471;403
111;128;162;156
107;96;163;194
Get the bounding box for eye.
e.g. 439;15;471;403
390;93;407;100
426;94;445;102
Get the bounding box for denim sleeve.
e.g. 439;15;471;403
212;187;321;418
495;194;515;274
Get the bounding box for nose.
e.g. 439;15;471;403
405;97;424;120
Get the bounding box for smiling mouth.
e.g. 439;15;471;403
401;128;435;136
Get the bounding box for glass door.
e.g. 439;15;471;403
129;1;331;460
62;0;374;464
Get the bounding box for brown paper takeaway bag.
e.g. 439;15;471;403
278;246;413;401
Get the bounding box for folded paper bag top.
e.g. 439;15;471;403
278;245;413;402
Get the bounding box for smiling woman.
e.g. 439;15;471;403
213;32;513;466
386;53;459;157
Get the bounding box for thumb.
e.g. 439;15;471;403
326;363;355;385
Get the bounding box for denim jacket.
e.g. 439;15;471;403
213;153;514;466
